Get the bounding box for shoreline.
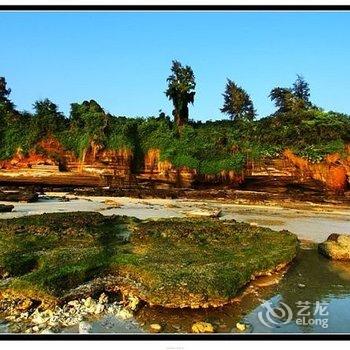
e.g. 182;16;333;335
1;191;349;243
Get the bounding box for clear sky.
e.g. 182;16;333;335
1;11;350;120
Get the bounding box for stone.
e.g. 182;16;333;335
31;311;47;325
115;308;133;320
127;295;140;311
103;199;121;207
98;293;108;304
253;275;281;287
94;303;104;314
210;209;222;218
149;323;162;333
191;322;214;333
17;299;33;311
68;300;80;307
186;210;214;217
79;321;92;334
84;297;94;308
319;233;350;260
236;322;246;332
0;191;38;203
41;328;54;334
0;204;14;213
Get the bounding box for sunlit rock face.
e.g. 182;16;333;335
0;139;348;191
75;147;133;176
0;138;133;177
283;148;349;193
142;149;246;188
142;148;197;188
0;137;72;172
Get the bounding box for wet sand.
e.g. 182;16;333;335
0;192;349;243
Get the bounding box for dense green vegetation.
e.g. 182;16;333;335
1;65;349;175
0;212;298;307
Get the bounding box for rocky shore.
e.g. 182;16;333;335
0;211;299;333
0;292;140;334
1;187;350;334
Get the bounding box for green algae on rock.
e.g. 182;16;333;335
0;212;298;309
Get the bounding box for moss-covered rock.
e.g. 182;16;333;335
0;212;299;308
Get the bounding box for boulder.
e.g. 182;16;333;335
0;204;14;213
319;234;350;260
0;191;38;203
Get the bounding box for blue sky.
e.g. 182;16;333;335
1;11;350;120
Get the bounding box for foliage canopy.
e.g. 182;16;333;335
220;79;256;122
165;60;196;127
0;73;349;175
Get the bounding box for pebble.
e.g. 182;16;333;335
236;322;246;332
84;297;94;308
99;293;108;304
116;308;133;319
191;322;214;333
41;328;54;334
149;323;162;333
94;303;105;314
0;293;137;333
127;295;140;311
79;321;92;334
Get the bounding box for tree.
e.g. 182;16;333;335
165;60;196;127
32;99;66;139
69;100;108;154
269;87;295;113
0;77;15;112
220;79;256;122
270;75;312;114
293;74;310;103
70;100;107;137
0;77;12;105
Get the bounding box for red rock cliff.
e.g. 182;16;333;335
283;148;349;193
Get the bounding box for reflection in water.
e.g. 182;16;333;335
136;248;350;333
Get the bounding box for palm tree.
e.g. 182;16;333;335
165;60;196;127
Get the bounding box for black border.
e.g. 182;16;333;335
0;3;349;341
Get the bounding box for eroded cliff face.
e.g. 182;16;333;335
0;138;73;172
142;149;245;188
283;148;350;193
143;149;197;188
0;138;348;192
76;146;133;177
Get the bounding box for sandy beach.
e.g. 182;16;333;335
0;192;349;243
